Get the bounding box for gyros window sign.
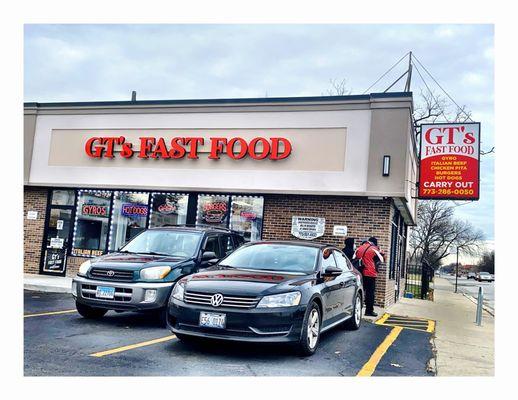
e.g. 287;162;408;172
81;204;109;218
418;123;480;200
84;136;292;160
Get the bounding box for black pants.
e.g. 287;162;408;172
362;276;376;313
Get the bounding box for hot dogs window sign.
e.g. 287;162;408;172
419;123;481;200
85;136;292;160
291;216;326;240
121;203;149;218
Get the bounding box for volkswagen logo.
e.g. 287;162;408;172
210;293;224;307
106;270;115;277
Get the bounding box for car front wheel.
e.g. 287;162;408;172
75;301;108;319
296;302;321;356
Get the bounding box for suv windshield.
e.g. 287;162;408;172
120;230;202;258
220;243;318;274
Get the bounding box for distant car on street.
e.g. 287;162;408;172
467;272;477;280
476;272;494;282
167;241;364;356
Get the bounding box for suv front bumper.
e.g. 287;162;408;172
72;276;173;311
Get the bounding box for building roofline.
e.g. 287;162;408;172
24;92;412;109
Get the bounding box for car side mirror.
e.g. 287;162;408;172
201;251;219;265
324;266;342;276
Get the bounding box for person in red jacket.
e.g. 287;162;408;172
353;237;384;317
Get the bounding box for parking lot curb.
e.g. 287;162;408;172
24;283;71;294
461;293;494;317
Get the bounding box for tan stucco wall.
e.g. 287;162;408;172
24;111;37;184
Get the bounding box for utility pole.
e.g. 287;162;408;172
404;51;413;92
455;246;460;293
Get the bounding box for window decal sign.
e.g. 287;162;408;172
291;216;326;240
84;136;292;160
418;123;480;200
121;203;149;218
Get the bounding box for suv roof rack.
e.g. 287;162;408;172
158;224;241;234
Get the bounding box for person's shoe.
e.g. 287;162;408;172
365;311;378;317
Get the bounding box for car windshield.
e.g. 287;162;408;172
119;230;201;258
479;272;490;275
220;243;318;274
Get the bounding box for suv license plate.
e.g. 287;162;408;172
199;312;226;329
96;286;115;299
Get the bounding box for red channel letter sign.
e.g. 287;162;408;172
418;123;480;200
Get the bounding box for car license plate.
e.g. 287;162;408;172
199;312;226;329
96;286;115;299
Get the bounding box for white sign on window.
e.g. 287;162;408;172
333;225;348;236
56;220;64;230
27;211;38;220
50;237;64;249
291;216;325;240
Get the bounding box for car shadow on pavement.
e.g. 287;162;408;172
71;311;166;330
165;327;349;360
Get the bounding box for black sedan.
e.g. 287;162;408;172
167;241;363;355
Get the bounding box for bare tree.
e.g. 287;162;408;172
476;250;495;274
413;89;495;155
409;201;484;269
324;78;351;96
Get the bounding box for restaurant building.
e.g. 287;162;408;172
23;92;418;308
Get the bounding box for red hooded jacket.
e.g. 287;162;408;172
354;241;384;278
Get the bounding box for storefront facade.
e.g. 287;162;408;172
24;92;418;307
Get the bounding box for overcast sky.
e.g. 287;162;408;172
24;24;495;242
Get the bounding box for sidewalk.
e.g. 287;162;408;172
384;277;494;376
24;273;72;293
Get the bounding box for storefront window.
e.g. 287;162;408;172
72;190;112;257
51;189;75;206
149;193;189;228
229;196;264;241
109;191;150;251
196;194;230;229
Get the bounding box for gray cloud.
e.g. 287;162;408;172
24;24;494;239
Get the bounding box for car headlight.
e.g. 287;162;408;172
171;280;185;301
78;260;91;277
257;292;301;308
140;266;172;280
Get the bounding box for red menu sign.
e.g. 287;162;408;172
418;123;480;200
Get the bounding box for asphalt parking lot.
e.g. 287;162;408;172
24;290;434;376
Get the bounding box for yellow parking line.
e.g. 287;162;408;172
427;320;436;333
357;326;403;377
374;313;390;325
24;309;76;318
90;335;176;357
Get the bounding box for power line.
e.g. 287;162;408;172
411;60;451;123
363;52;410;94
413;55;474;122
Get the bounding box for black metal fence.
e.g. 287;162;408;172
404;263;434;300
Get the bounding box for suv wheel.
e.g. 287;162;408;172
296;302;321;356
75;301;108;319
343;292;362;330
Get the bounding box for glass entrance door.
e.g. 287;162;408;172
40;190;76;276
